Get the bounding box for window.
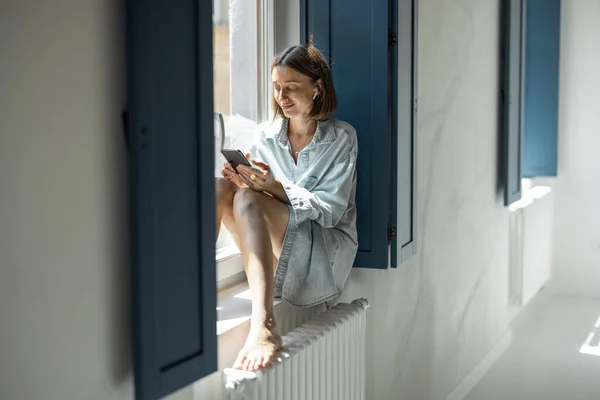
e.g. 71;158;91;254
503;0;560;207
126;0;418;397
213;0;274;279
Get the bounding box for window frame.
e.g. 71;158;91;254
392;0;418;266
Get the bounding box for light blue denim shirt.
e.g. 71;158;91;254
249;117;358;307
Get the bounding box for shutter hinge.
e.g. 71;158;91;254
121;109;130;150
388;225;397;243
388;30;397;50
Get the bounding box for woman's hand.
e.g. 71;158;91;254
221;156;249;188
236;159;277;193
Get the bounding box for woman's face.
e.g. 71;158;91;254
272;66;321;119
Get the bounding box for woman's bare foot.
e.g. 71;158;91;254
233;321;283;371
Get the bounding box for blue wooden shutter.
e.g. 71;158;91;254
391;0;418;266
125;0;217;399
302;0;393;269
503;0;524;206
522;0;561;177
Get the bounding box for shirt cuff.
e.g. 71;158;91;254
282;182;314;227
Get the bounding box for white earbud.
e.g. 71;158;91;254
313;88;318;100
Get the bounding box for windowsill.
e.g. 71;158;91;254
216;245;245;283
215;249;286;336
509;181;552;212
216;244;241;261
216;281;252;335
215;247;255;336
211;280;257;377
216;281;285;336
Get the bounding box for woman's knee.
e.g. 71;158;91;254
233;188;265;217
216;177;236;207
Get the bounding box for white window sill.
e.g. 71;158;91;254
216;244;270;338
216;246;255;336
216;244;245;282
215;251;287;336
216;281;285;336
509;181;552;212
214;254;258;371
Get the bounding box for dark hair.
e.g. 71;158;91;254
271;44;337;121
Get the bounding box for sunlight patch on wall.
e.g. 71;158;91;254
580;315;600;357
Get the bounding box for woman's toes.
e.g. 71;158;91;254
233;354;245;370
260;355;269;368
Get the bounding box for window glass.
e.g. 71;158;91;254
213;0;270;259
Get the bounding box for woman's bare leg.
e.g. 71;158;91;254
216;178;289;370
216;178;283;266
231;188;290;371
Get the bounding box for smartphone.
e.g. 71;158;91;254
221;148;252;170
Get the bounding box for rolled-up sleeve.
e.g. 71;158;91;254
283;151;356;228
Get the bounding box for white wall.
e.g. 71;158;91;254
546;0;600;299
0;1;140;399
340;1;511;399
521;193;554;306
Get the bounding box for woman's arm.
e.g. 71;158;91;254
236;151;356;229
236;160;290;204
279;151;356;228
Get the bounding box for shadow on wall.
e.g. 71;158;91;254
108;0;131;387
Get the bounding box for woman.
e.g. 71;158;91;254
216;44;358;372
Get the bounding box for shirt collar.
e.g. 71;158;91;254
275;118;337;149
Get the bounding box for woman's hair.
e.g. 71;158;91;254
271;44;337;121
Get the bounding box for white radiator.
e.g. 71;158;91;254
222;298;369;400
